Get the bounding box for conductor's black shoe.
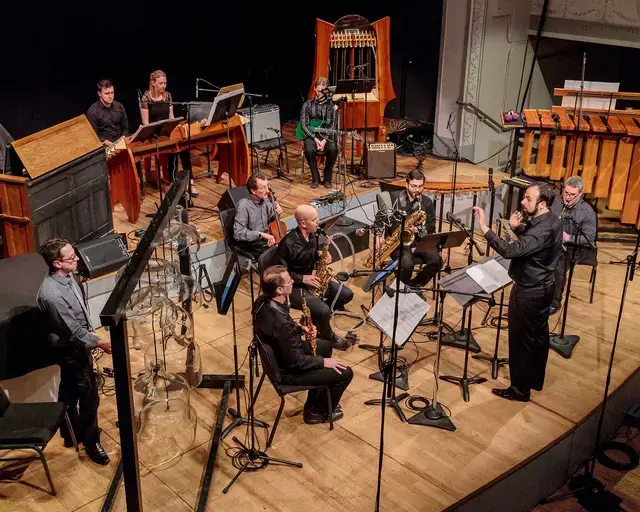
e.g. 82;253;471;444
331;335;351;351
491;387;530;402
85;442;110;465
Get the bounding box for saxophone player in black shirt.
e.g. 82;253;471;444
253;265;353;424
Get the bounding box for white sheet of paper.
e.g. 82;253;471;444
562;80;619;110
466;259;511;294
367;281;431;346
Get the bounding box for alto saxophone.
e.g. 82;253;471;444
312;240;336;299
363;209;427;268
301;296;317;355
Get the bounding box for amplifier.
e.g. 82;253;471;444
74;233;130;279
237;103;281;143
366;143;396;179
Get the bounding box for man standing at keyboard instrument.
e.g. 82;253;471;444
299;77;338;189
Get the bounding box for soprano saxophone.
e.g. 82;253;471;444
301;296;317;355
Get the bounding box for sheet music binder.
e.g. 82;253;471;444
439;254;512;308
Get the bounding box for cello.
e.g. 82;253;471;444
268;186;286;242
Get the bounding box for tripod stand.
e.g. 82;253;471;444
223;339;302;494
365;213;412;422
541;228;638;511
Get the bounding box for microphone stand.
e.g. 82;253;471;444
541;228;637;511
549;216;592;358
486;167;496;254
444;114;460;273
473;286;508;379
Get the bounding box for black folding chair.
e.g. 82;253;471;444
253;336;333;448
0;386;78;496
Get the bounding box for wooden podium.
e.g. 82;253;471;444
0;115;114;257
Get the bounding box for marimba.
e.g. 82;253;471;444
502;88;640;228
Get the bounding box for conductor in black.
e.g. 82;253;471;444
472;182;562;402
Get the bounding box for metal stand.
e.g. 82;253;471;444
365;212;410;422
221;299;268;439
439;305;487;402
541;228;637;511
473;287;509;379
223;342;302;494
407;289;456;431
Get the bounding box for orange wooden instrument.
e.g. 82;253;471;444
309;15;395;146
267;187;286;242
505;88;640;228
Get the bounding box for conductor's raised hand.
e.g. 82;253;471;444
323;358;348;374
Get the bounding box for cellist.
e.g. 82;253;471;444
233;173;284;259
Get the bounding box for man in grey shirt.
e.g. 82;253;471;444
37;238;111;465
550;176;597;313
233;173;283;259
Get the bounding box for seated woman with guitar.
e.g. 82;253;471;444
298;77;338;189
233;173;284;259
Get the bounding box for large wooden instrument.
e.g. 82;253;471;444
309;15;395;145
0;115;113;257
107;114;250;224
503;88;640;228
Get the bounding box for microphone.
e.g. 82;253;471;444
195;78;198;99
446;112;454;129
336;271;350;282
446;212;485;256
383;283;395;298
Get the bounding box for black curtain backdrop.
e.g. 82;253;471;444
0;3;442;140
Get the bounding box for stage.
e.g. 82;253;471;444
2;224;640;511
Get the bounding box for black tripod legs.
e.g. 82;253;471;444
364;392;410;423
223;436;303;494
221;410;269;440
472;354;508;381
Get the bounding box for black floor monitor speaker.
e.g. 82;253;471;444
366;143;396;179
217;186;250;212
74;234;130;279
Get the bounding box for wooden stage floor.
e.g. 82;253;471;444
112;120;507;246
3;235;640;511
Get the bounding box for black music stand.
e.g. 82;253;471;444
129;117;184;209
415;229;468;333
205;88;244;189
215;252;268;439
336;78;375;174
438;255;511;401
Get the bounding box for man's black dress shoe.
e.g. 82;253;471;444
492;387;530;402
85;442;110;465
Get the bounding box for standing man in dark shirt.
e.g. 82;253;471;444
299;77;338;189
86;79;129;147
254;265;353;424
36;238;112;465
472;182;562;402
384;169;440;286
274;204;353;350
549;176;597;314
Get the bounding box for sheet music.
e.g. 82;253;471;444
465;259;512;294
367;281;430;346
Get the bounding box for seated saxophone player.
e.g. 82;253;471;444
254;265;353;424
274;204;353;351
385;169;441;286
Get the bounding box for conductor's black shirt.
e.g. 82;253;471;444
253;296;323;373
484;211;563;288
273;227;319;286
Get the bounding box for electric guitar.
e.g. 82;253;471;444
295;119;327;140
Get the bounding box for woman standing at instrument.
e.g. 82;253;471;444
140;70;198;197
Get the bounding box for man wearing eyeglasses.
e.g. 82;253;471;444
550;176;597;314
37;238;112;466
